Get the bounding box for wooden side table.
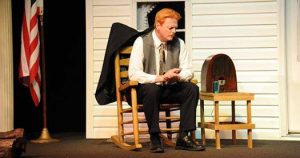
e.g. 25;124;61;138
199;92;255;149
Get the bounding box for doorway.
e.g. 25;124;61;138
286;0;300;134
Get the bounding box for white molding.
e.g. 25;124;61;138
85;0;94;138
298;0;300;61
133;0;185;2
280;135;300;141
0;0;14;132
186;0;192;60
132;1;137;28
278;0;288;137
283;0;300;136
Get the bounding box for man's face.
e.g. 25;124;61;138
156;18;178;42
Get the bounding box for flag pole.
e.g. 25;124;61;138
31;4;59;144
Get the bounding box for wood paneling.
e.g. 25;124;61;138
192;25;277;37
93;0;131;6
192;36;277;49
192;2;277;15
94;39;108;50
94;17;131;28
93;104;279;118
201;128;280;140
86;0;132;138
192;13;277;26
94;50;105;61
192;0;275;4
192;60;278;71
93;28;111;39
87;0;282;140
93;5;131;17
192;48;278;60
191;0;280;140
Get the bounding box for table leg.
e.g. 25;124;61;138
200;100;206;145
247;100;253;148
215;101;221;149
231;101;236;144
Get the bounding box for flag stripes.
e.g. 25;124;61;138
19;0;41;106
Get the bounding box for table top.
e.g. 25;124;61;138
200;92;254;101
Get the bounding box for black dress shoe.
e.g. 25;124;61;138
176;136;205;151
149;134;164;153
150;143;164;153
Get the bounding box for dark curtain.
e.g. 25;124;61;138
12;0;86;137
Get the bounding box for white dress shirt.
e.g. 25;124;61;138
128;31;193;84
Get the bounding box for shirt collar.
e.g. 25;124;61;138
152;31;166;49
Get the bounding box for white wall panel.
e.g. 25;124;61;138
200;106;279;118
192;2;277;15
93;116;279;129
93;5;131;16
202;117;279;129
94;39;108;50
87;0;283;140
92;104;279;118
192;48;278;60
192;60;278;71
192;0;275;4
93;128;118;138
94;28;110;39
94;17;131;28
194;71;278;83
93;61;103;72
94;50;105;61
93;0;130;6
201;128;280;140
86;0;132;138
238;83;278;93
252;94;278;105
191;0;281;140
193;25;277;37
192;36;277;49
236;71;278;82
197;94;279;106
193;13;277;26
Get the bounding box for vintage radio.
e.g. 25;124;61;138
201;54;237;93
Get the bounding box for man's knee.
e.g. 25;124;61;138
184;82;199;95
141;83;161;96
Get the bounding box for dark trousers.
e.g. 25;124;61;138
136;82;199;134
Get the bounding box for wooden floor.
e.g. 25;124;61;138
22;132;300;158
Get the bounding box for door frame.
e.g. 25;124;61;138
280;0;300;138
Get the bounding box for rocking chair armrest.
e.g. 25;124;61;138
191;79;198;84
119;80;139;92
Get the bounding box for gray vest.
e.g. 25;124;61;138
142;31;180;75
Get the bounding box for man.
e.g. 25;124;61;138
128;8;205;153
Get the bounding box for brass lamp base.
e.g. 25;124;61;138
31;128;59;143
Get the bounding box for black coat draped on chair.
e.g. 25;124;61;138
95;23;152;105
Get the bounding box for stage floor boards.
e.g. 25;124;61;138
22;132;300;158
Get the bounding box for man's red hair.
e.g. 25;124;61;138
154;8;181;27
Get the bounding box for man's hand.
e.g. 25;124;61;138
163;68;181;82
155;68;181;84
155;75;166;83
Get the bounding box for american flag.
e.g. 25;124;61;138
19;0;43;106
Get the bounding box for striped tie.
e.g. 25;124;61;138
159;43;166;75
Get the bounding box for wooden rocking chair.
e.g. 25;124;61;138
110;45;199;150
111;46;185;150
